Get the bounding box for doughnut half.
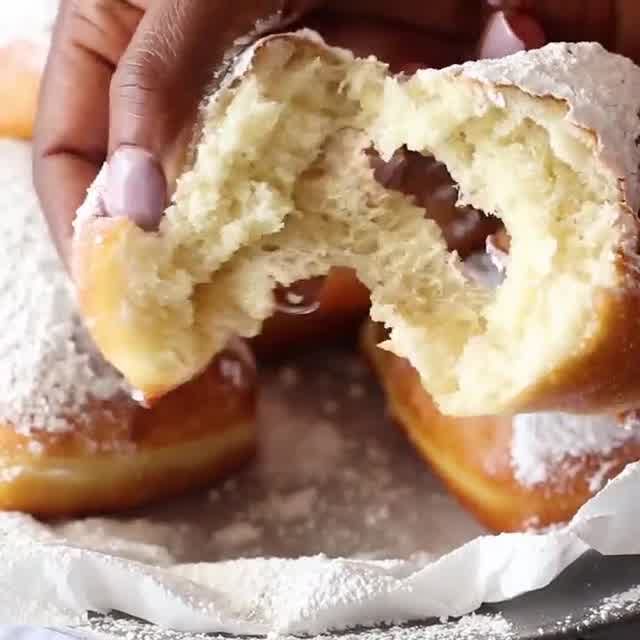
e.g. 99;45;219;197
74;32;640;416
361;321;640;532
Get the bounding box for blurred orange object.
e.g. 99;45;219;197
0;41;46;140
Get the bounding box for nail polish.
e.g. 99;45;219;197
104;147;167;231
478;11;546;59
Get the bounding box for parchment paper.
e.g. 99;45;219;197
1;349;638;635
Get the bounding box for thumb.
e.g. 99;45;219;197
104;0;318;230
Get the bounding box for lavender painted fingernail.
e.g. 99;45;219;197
104;147;166;231
478;11;526;59
479;11;546;60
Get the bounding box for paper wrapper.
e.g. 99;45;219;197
2;351;640;635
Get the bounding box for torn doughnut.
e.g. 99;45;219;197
74;32;640;416
255;153;498;357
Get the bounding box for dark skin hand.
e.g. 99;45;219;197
33;1;640;266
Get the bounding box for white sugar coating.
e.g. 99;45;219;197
448;41;640;215
601;584;640;609
511;412;640;488
0;139;127;434
0;0;58;49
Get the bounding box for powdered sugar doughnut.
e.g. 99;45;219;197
0;139;256;516
73;33;640;417
362;319;640;532
359;248;640;531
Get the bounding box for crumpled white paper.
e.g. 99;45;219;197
1;462;639;635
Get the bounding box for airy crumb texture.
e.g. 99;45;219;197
75;34;640;415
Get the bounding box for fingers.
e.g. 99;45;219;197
486;1;640;63
478;10;545;58
33;0;147;263
106;0;320;230
34;0;320;263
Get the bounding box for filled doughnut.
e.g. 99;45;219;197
74;33;640;417
361;319;640;532
0;139;257;517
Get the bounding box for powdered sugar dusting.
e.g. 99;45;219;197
449;42;640;214
201;353;485;561
0;140;127;434
460;249;640;493
511;412;640;489
0;353;639;634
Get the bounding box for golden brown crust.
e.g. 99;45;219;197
0;42;43;140
361;321;640;532
508;254;640;414
0;347;257;517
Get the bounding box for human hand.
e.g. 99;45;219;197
31;0;640;267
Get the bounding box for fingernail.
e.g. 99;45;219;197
104;147;166;231
478;11;546;59
399;63;426;75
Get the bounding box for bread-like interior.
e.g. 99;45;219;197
76;36;625;414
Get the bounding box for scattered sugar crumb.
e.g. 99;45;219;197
284;292;305;305
0;140;128;435
26;441;44;456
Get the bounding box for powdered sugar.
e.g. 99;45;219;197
450;42;640;215
201;353;485;562
460;248;640;493
511;412;640;489
0;140;127;434
0;351;639;634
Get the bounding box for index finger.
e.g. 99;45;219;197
33;0;146;265
33;0;320;267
